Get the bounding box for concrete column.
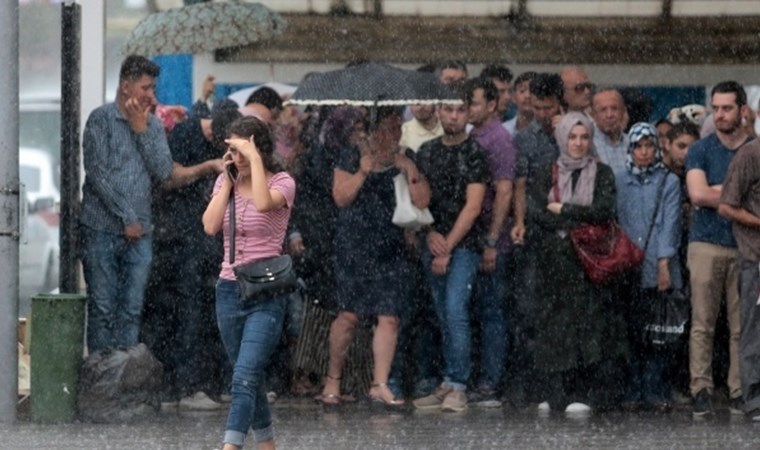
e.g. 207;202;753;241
0;0;20;424
80;0;105;139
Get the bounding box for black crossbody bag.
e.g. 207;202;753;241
229;185;298;305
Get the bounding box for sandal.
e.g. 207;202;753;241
368;383;405;409
315;374;342;407
314;393;341;406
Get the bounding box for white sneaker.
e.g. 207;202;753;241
160;399;179;410
537;401;551;412
267;391;277;404
565;402;591;416
219;394;232;403
178;392;223;411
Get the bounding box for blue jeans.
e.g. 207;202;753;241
473;253;509;390
423;247;480;391
81;226;152;353
216;279;286;446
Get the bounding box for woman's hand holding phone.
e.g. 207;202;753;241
223;151;237;183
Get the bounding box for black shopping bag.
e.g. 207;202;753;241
643;289;690;348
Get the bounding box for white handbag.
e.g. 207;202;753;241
391;173;434;229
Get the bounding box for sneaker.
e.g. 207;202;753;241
469;388;502;408
413;378;441;398
219;394;232;403
692;389;714;417
565;402;591;415
729;396;745;415
160;398;179;410
537;401;551;412
160;390;180;410
413;385;453;410
747;408;760;421
178;392;223;411
267;391;278;404
441;390;468;412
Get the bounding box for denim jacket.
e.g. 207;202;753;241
615;167;683;289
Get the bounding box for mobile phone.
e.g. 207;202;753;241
227;164;238;180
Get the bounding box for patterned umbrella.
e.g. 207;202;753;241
285;62;461;107
123;0;286;56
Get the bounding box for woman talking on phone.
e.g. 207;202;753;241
203;116;296;450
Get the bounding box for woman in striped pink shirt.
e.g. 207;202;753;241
203;116;295;450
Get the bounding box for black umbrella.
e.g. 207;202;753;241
285;62;460;107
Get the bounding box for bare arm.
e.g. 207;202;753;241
246;158;286;214
395;153;430;209
488;179;513;241
203;174;232;236
332;167;368;208
445;183;486;252
687;169;723;209
163;160;224;190
510;177;527;242
718;203;760;228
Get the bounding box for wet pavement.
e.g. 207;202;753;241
3;398;760;449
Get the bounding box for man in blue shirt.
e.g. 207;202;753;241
81;55;222;353
685;80;753;417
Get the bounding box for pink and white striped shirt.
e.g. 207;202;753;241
212;172;296;281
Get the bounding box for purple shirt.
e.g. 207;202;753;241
471;117;517;253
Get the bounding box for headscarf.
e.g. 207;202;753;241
626;122;663;177
551;112;597;206
320;106;366;156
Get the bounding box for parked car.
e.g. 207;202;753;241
20;147;60;210
18;147;60;317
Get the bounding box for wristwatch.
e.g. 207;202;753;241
485;238;498;249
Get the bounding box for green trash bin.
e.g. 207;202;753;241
30;293;86;423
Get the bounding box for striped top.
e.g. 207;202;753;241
80;102;173;234
214;171;296;281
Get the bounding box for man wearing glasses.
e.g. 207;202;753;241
560;66;595;114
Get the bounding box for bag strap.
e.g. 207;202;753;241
642;170;670;253
228;186;236;264
551;163;560;202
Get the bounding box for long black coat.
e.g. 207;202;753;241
527;162;629;373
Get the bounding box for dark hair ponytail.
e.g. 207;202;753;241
226;116;284;173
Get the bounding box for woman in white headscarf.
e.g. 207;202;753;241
527;111;629;415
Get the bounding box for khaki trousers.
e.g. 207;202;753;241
688;242;741;398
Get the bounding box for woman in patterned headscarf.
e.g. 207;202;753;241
528;112;628;415
616;122;684;412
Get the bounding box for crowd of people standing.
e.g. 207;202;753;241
80;54;760;449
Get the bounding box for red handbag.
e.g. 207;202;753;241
551;164;644;284
569;223;644;284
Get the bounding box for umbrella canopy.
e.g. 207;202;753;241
123;0;286;57
285;62;461;107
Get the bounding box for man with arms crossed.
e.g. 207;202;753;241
686;81;753;417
